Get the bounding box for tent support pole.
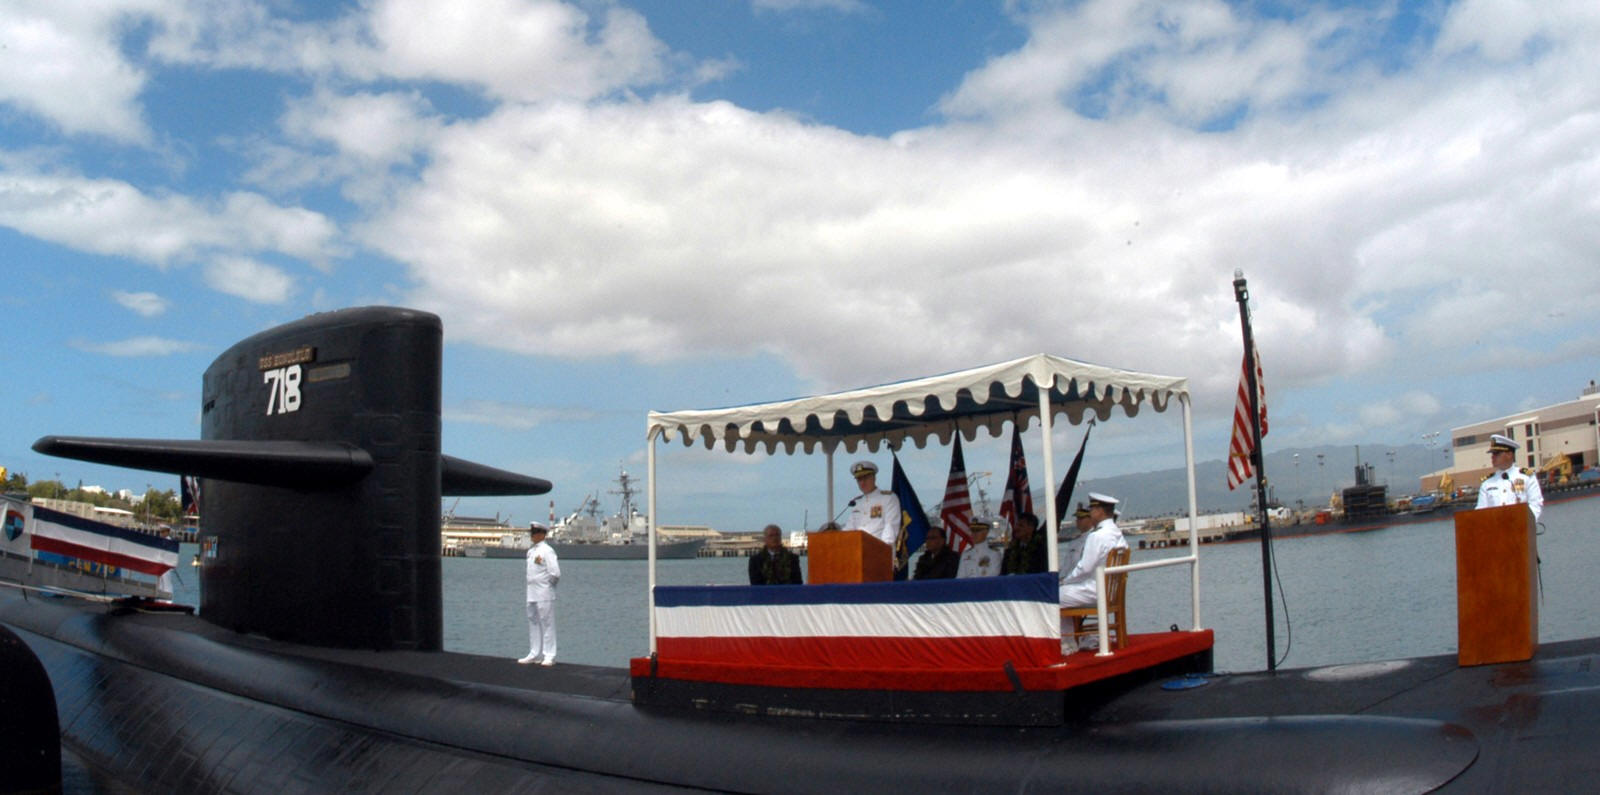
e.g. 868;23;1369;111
825;449;835;525
1038;387;1058;571
647;433;658;654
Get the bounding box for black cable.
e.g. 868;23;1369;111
1267;527;1293;669
1536;520;1545;605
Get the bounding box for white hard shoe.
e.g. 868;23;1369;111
539;658;555;667
517;654;540;664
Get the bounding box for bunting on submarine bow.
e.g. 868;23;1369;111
3;498;179;576
651;574;1059;675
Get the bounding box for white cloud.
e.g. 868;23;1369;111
0;171;339;268
71;336;206;357
335;0;1600;435
1357;391;1444;429
243;89;445;206
1435;0;1600;61
111;290;169;317
147;0;673;103
937;1;1392;127
204;256;294;304
280;89;441;167
0;0;158;141
9;0;1600;441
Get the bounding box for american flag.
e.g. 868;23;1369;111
1226;343;1268;490
940;437;974;554
999;425;1033;528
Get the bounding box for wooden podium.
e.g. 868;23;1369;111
806;530;893;584
1454;503;1538;666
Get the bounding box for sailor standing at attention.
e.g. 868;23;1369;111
518;523;560;666
845;460;901;548
1474;434;1544;520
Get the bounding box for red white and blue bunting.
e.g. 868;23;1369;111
654;573;1059;671
2;498;179;576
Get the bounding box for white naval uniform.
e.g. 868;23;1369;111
1061;532;1087;578
524;540;561;663
1058;519;1127;608
1475;467;1544;520
846;489;902;548
956;540;1001;578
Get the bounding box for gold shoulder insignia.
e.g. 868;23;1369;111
1520;467;1534;476
1480;473;1493;482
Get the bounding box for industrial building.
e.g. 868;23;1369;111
1434;381;1600;489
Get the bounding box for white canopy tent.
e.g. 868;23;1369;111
644;353;1204;652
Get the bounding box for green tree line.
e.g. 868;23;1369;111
3;469;184;524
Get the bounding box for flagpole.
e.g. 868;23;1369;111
1234;270;1275;672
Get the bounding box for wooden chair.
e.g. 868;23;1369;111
1060;546;1130;651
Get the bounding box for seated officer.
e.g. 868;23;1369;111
956;520;1000;578
1060;504;1092;574
1058;494;1127;608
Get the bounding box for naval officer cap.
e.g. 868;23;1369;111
969;518;992;532
1073;504;1092;519
1488;434;1518;453
1088;492;1120;515
850;460;878;477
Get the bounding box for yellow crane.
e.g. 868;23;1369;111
1539;454;1573;486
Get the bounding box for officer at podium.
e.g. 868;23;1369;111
844;460;901;547
1475;434;1543;520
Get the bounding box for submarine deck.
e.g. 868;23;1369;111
8;588;1600;791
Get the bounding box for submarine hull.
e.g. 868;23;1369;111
9;587;1560;793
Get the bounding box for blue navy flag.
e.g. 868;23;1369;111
890;455;930;581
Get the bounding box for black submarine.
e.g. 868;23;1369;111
3;306;1596;792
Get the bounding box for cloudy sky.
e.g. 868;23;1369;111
3;0;1597;532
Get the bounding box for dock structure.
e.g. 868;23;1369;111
700;533;806;557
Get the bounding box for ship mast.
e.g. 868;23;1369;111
969;471;994;518
610;469;636;519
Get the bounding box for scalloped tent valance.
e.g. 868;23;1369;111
647;354;1189;456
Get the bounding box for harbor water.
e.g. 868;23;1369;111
166;495;1600;673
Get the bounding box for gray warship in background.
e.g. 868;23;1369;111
441;470;706;560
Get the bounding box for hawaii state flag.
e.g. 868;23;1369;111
940;438;974;554
999;425;1033;529
1226;342;1268;490
889;455;929;581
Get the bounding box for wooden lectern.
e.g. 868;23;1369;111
1454;503;1538;666
806;530;893;584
